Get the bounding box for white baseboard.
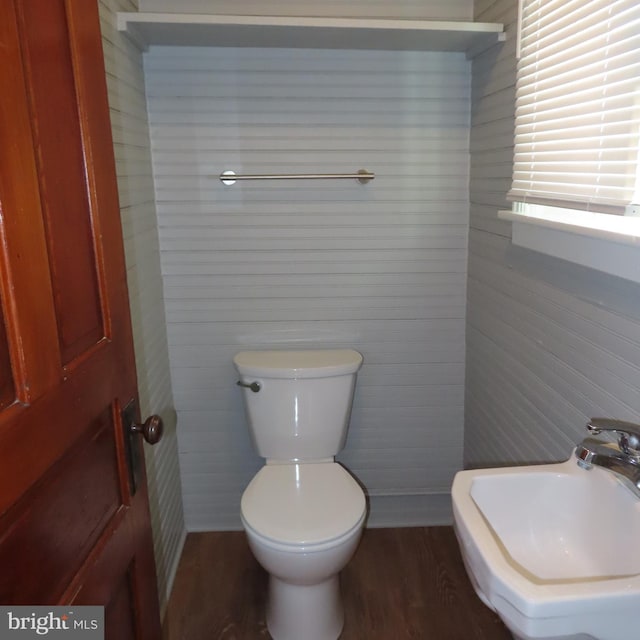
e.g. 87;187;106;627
366;492;452;528
161;526;188;619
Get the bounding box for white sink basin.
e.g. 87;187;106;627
452;454;640;640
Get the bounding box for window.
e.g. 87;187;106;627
509;0;640;216
500;0;640;283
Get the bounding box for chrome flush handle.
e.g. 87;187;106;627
237;380;261;393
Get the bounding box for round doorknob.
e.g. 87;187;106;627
131;414;164;445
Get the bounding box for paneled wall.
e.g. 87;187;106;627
138;0;472;21
145;46;471;529
99;0;185;613
466;0;640;466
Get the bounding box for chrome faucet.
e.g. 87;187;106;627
575;418;640;497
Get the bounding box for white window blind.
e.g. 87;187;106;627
509;0;640;215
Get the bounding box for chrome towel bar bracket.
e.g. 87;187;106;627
219;169;374;185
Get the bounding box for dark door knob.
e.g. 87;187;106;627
130;414;163;445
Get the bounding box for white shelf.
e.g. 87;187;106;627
117;13;505;57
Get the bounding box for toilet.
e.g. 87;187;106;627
234;349;367;640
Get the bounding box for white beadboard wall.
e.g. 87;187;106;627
138;0;472;21
465;0;640;467
144;45;471;529
99;0;186;614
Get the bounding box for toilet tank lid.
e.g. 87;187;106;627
233;349;363;379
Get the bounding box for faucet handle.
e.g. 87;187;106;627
587;418;640;457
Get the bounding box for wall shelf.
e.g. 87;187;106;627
116;13;505;58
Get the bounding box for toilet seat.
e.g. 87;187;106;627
241;462;366;549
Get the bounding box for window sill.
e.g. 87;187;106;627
498;210;640;285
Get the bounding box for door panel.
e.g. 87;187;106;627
0;1;162;637
0;409;121;604
0;0;60;402
16;0;106;364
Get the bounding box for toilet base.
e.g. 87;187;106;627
267;574;343;640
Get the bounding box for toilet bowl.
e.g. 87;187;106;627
234;349;366;640
241;462;366;640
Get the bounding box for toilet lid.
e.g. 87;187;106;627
241;463;366;546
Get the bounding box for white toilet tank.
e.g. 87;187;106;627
233;349;363;462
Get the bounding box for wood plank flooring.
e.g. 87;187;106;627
163;527;512;640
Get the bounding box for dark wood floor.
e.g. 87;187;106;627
163;527;512;640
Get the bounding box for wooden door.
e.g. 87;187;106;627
0;0;162;637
